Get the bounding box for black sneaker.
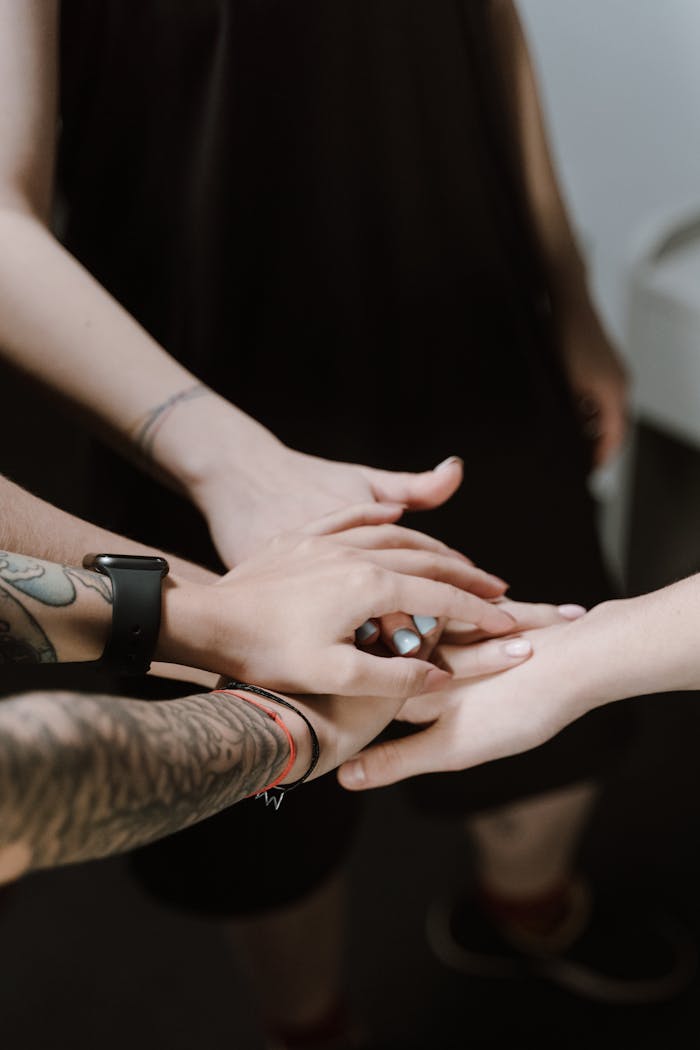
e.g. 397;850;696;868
427;881;698;1005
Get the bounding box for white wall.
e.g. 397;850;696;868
518;0;700;348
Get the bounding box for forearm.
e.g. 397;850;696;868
0;543;225;673
488;1;590;309
579;577;700;708
0;688;291;880
0;473;214;584
0;208;277;492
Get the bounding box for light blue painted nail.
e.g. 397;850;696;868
356;620;378;644
413;615;438;637
393;629;421;655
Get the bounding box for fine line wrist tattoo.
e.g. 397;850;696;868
0;551;113;665
133;384;209;457
0;689;291;874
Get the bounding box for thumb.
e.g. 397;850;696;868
338;726;440;790
364;456;463;511
333;649;452;699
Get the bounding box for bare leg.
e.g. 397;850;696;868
468;781;597;905
229;870;349;1045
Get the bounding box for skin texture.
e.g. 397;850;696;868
0;675;407;882
339;575;700;790
0;548;112;663
0;688;290;881
0;496;541;698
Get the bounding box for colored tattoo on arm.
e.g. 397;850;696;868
133;384;209;457
0;689;290;874
0;551;113;664
0;551;113;608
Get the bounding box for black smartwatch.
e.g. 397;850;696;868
83;554;170;675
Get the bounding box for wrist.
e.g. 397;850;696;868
148;390;285;500
259;695;314;784
217;687;314;786
559;599;649;712
55;577;113;663
156;574;226;673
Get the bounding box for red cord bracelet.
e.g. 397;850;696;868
214;689;296;796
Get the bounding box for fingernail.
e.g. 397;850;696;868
504;638;532;658
413;615;438;637
435;455;463;472
393;629;421;655
356;620;378;644
341;760;366;788
558;604;587;620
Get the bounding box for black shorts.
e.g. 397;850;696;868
128;415;636;918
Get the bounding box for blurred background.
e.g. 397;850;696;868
2;2;700;1048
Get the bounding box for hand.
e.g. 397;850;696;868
160;503;516;700
559;313;628;468
189;421;465;567
337;603;592;790
230;686;406;786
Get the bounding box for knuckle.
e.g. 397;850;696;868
297;535;321;558
349;562;385;594
391;660;422;697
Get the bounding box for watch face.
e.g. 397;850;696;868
84;554;169;577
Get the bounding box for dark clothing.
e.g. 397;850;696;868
58;0;633;915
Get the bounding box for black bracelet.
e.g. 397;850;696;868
222;680;320;807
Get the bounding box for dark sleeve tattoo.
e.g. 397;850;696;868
0;689;290;873
0;551;113;665
0;589;56;664
133;384;209;457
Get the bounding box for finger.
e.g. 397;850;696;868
363;456;464;511
325;646;452;700
355;619;380;647
303;502;405;537
368;574;516;635
434;635;533;678
329;523;474;565
378;612;423;656
443;600;585;644
338;726;443;790
360;548;506;597
413;614;446;660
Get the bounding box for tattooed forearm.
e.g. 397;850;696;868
0;689;290;876
133;384;209;457
0;587;56;664
0;551;113;664
0;551;113;608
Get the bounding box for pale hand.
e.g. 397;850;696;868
337;603;591;790
190;436;466;567
162;504;515;701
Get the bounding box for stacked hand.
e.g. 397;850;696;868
223;600;587;788
160;502;531;699
337;602;590;790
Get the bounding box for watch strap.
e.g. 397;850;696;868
86;555;168;675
